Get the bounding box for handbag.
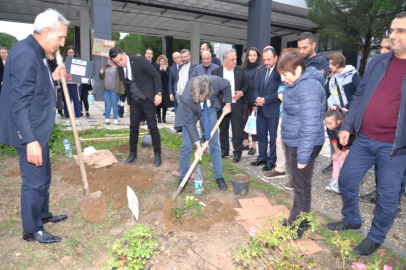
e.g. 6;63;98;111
88;92;95;105
244;111;257;135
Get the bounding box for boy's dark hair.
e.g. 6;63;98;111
109;47;123;58
325;104;343;121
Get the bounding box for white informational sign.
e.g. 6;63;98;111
71;64;87;76
127;185;139;221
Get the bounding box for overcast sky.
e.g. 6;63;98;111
0;20;128;41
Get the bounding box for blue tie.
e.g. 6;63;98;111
203;101;211;141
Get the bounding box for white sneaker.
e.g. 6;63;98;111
105;119;110;124
65;119;71;127
330;180;341;194
75;119;80;126
325;179;334;191
113;119;119;125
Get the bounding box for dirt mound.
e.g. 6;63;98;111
162;198;236;233
53;160;155;209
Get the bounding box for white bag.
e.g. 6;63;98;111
244;111;257;135
88;93;95;105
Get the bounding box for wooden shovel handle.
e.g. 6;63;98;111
56;50;90;197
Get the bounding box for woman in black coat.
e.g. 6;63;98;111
156;55;174;123
242;47;263;155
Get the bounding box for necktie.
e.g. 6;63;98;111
177;65;182;71
203;101;211;141
125;66;129;80
43;58;54;90
264;68;271;83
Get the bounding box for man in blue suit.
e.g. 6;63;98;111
250;47;282;171
169;52;183;114
174;75;232;190
0;9;69;244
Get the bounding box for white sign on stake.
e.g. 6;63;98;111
127;185;139;221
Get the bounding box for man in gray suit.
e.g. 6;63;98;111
174;75;232;190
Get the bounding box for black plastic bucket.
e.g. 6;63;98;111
232;174;250;196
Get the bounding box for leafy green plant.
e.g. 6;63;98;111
233;212;319;270
329;230;352;270
171;196;202;219
107;224;158;270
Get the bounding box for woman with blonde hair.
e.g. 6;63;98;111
156;54;174;123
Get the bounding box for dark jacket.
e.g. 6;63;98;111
158;68;174;108
243;63;259;104
341;52;406;157
327;122;355;150
253;67;282;119
305;52;329;83
168;64;181;95
117;55;162;104
211;53;221;66
0;58;4;95
281;67;326;164
190;63;219;78
0;35;56;150
211;65;249;108
174;62;197;94
99;64;125;95
174;75;232;143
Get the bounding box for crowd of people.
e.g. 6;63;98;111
0;8;405;259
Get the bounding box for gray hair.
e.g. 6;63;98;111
189;76;213;103
201;51;212;58
223;49;236;60
33;9;70;34
180;49;191;55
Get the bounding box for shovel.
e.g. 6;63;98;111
172;110;227;201
56;50;107;224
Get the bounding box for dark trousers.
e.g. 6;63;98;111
17;144;52;233
129;98;161;153
256;109;278;164
339;133;406;243
219;102;244;156
243;103;257;142
81;88;89;112
286;145;322;226
118;94;126;117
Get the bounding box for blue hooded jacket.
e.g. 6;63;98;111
281;67;326;164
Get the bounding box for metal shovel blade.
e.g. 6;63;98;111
78;191;107;224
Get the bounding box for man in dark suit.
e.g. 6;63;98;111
145;48;159;70
169;51;183;114
0;9;69;244
110;47;163;166
0;47;8;96
250;47;282;171
174;75;232;190
212;49;248;163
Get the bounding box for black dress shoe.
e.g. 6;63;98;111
154;152;162;166
125;152;137;164
354;238;381;257
250;159;267;166
262;163;275;171
42;215;67;224
176;127;182;133
233;155;241;163
86;112;90;117
359;190;377;204
216;177;228;191
119;115;124;118
221;152;229;158
242;145;249;151
23;230;61;244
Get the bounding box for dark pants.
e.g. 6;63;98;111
243;103;257;142
17;144;53;233
63;84;82;118
219;102;244;156
286;145;322;226
339;133;406;243
118;94;126;117
129;98;161;153
81;87;89;112
256;109;278;164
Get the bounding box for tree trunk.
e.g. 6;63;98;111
358;46;369;78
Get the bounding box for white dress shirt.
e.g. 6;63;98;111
223;67;236;103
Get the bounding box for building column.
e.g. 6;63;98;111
247;0;273;51
163;36;174;66
233;44;243;66
79;9;90;60
91;0;112;100
190;24;200;64
74;27;81;56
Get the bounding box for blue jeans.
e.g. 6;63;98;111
256;109;278;164
179;106;222;180
63;84;82;118
103;89;120;120
339;133;406;243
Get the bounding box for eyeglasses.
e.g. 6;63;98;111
386;28;406;36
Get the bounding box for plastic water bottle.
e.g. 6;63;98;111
63;137;73;158
194;165;203;195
